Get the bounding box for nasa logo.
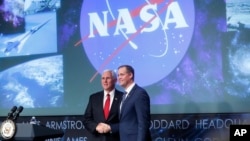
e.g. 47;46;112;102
80;0;195;86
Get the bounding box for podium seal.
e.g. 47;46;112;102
0;119;16;140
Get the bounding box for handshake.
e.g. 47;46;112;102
96;122;111;134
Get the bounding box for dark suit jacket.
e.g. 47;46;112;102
119;84;152;141
83;89;123;141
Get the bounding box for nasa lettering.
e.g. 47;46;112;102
80;0;195;86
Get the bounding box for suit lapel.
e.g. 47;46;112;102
120;85;137;117
124;84;137;103
108;90;121;119
96;92;105;120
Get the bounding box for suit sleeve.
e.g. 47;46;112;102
109;123;119;133
135;89;151;141
83;96;98;133
108;91;122;133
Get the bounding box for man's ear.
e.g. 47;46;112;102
129;72;133;79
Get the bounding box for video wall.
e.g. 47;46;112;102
0;0;250;116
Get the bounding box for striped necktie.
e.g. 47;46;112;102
120;92;127;112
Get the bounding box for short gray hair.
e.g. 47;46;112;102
102;69;117;79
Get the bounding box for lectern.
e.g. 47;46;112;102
0;123;64;141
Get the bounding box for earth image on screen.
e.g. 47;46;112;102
0;55;63;108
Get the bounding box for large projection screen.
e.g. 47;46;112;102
0;0;250;116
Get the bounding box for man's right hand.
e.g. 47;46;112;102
96;123;111;134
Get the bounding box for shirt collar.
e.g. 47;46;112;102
104;89;115;97
125;82;135;94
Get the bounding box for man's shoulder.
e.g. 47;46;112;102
114;89;124;98
133;84;145;91
133;84;149;95
115;89;124;94
90;91;103;98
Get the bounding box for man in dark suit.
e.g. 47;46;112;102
83;69;123;141
117;65;152;141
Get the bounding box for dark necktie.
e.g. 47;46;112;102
120;92;127;112
104;94;110;119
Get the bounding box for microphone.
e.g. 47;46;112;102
6;106;17;119
12;106;24;121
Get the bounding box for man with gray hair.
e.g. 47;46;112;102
83;69;123;141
